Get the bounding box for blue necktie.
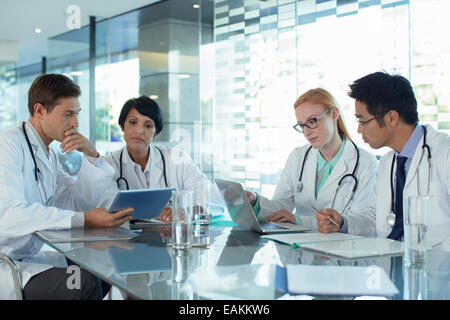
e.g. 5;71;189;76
388;156;407;240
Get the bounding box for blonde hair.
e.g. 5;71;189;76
294;88;352;141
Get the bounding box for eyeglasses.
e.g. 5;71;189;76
293;107;332;133
356;113;385;126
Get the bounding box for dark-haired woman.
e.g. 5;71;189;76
102;96;224;222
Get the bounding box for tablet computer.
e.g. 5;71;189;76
108;188;175;220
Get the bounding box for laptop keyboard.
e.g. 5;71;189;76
260;222;286;230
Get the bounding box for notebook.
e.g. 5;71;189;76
299;237;404;259
262;232;363;248
35;227;137;243
286;264;399;297
130;219;170;230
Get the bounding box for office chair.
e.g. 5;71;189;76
0;253;23;300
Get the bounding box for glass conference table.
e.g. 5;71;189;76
35;224;449;300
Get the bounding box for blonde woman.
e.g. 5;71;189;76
246;88;378;235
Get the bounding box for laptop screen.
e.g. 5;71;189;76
215;179;262;230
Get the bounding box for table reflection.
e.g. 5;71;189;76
37;226;449;300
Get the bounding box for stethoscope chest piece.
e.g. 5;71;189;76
297;182;303;192
387;212;396;227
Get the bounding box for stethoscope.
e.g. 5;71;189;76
22;121;49;206
386;125;431;226
116;145;168;190
297;139;360;214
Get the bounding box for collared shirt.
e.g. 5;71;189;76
315;138;347;198
26;120;87;228
396;124;424;177
253;138;347;226
341;124;424;234
26;121;49;158
122;147;152;189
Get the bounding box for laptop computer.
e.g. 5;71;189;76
215;179;310;234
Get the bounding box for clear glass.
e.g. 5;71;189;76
193;223;210;247
404;264;428;300
193;180;211;225
0;62;18;130
403;195;430;267
47;26;93;176
210;0;412;197
411;0;450;136
171;190;193;250
1;0;449;189
94;15;139;156
171;248;192;283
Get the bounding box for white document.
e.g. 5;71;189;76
299;237;404;259
262;232;363;247
35;227;137;243
130;219;170;230
286;264;399;297
187;264;277;300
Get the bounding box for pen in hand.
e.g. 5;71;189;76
311;205;340;228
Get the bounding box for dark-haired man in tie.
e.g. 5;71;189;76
315;71;450;250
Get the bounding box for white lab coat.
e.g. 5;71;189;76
374;125;450;248
0;123;116;299
259;140;378;234
102;144;225;214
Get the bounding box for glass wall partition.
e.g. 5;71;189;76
94;0;215;178
47;23;93;175
94;12;140;156
0;0;449;188
0;61;42;130
0;62;18;130
211;0;412;197
410;0;450;133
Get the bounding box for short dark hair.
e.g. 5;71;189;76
28;74;81;115
118;96;164;135
348;71;418;126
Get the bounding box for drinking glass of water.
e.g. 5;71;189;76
404;195;430;267
193;180;211;226
172;190;193;250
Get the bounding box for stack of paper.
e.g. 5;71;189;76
130;219;170;230
262;232;363;247
299;237;404;259
262;233;404;259
35;227;137;243
286;264;399;297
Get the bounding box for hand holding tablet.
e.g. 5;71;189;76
108;188;175;220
